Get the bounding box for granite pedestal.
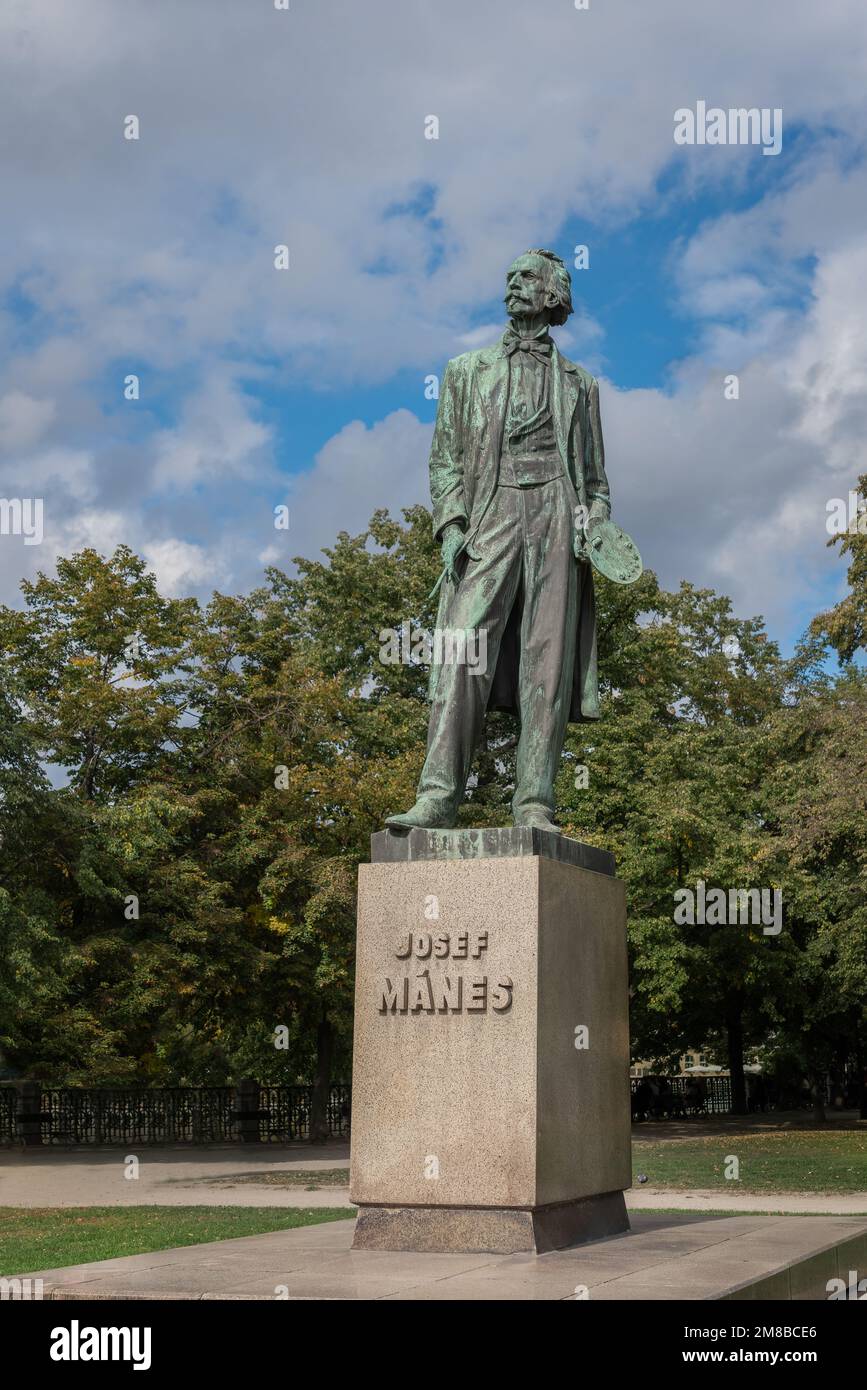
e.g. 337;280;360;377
350;827;632;1253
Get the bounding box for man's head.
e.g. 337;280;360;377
504;249;573;327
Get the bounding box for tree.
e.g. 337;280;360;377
812;470;867;663
559;579;797;1110
1;507;864;1114
0;548;199;1080
0;546;198;799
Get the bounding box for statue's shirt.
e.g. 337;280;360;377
499;327;564;487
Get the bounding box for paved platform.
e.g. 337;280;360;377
14;1212;867;1301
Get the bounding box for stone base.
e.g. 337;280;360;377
371;825;616;876
352;1191;629;1255
351;833;632;1254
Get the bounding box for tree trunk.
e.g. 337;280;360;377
855;1034;867;1120
725;994;748;1115
810;1069;826;1125
309;1015;334;1145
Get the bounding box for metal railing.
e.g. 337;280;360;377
0;1087;15;1144
2;1074;745;1144
630;1075;733;1117
0;1082;351;1146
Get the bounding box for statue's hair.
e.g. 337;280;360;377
523;248;573;326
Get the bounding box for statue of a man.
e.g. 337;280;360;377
387;249;611;834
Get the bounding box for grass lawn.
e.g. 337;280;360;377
632;1128;867;1194
0;1204;356;1277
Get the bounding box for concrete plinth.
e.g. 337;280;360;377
353;1191;629;1254
350;828;631;1253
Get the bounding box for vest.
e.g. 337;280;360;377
499;403;563;486
497;349;564;487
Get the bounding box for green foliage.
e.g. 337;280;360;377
0;494;864;1092
812;470;867;663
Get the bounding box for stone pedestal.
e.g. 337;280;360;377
350;827;632;1254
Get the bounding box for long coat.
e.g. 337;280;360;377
428;336;611;722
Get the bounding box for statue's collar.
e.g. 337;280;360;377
500;323;555;361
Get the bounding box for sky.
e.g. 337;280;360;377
2;0;867;653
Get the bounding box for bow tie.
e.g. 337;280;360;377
502;328;553;361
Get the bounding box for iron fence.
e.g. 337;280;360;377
0;1087;15;1144
259;1083;311;1142
39;1086;238;1145
1;1074;748;1145
630;1074;733;1117
0;1082;351;1146
257;1082;351;1142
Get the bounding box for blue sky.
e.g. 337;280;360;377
2;0;866;660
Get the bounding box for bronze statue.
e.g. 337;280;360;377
387;249;639;834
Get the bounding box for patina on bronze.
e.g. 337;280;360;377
585;516;643;586
387;249;638;835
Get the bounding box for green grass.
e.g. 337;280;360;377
0;1204;356;1277
632;1129;867;1194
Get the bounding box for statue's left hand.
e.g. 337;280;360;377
576;504;610;558
441;523;464;586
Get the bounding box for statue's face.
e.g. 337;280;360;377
504;254;556;320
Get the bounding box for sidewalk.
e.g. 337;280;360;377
12;1212;867;1301
0;1144;352;1209
2;1145;864;1215
628;1189;867;1215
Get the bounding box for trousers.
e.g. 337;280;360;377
417;474;578;818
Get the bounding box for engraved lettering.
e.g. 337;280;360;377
379;977;409;1012
467;977;488;1011
434;975;462;1012
410;969;436;1012
491;976;513;1011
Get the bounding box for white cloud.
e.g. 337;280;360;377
2;0;865;383
286;409;432;561
1;0;867;643
0;391;55;451
53;508;128;555
151;368;272;491
142;537;226;595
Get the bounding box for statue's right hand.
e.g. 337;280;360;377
440;524;464;586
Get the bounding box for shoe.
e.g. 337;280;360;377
385;798;456;830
